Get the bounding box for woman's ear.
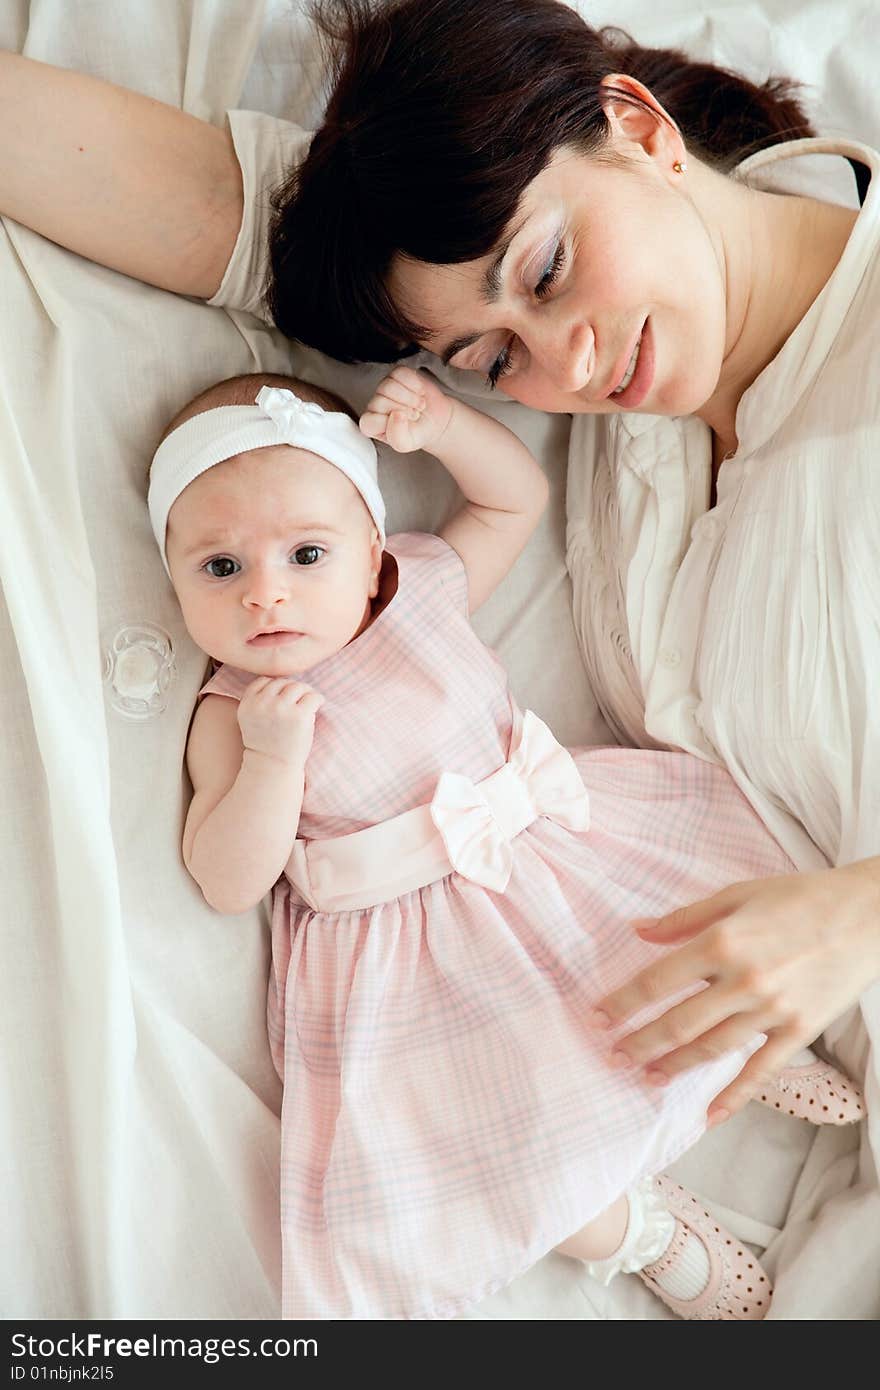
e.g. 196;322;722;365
599;73;686;175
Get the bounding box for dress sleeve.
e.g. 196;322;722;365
198;663;257;703
386;532;470;616
206;110;313;321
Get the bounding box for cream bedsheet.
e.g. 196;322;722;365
1;0;876;1319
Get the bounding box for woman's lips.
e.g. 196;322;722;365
606;317;655;410
247;630;304;646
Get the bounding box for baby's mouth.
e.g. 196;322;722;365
247;628;304;646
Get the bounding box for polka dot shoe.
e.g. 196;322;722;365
638;1177;772;1320
757;1058;865;1125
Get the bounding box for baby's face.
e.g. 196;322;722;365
165;444;383;675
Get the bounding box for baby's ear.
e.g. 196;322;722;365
368;530;384;597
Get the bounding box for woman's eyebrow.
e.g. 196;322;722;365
441;332;481;366
483;215;530;299
438;216;529;364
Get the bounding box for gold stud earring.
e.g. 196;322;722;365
673;160;687;174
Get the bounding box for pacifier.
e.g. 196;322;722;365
103;620;176;719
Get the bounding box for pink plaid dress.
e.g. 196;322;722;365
201;533;793;1320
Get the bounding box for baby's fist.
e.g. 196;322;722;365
359;366;453;453
237;677;323;768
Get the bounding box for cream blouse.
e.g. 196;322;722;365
567;138;880;873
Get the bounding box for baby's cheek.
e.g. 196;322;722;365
179;598;221;654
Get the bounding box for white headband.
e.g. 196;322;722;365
148;385;385;573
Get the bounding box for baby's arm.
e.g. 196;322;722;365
360;367;548;612
183;678;322;915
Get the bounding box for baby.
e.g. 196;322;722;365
150;367;863;1320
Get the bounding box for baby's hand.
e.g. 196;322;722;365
359;366;454;454
237;677;323;768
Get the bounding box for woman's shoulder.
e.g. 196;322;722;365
207;110;313;321
733;136;880;208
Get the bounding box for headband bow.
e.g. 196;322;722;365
258;387;326;431
148;385;386;574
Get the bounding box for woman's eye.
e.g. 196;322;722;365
486;339;516;390
482;245;564;388
204;556;239;579
292;545;324;566
533;242;565;300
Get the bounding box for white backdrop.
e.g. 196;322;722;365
1;0;878;1319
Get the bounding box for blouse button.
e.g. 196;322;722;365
658;647;681;669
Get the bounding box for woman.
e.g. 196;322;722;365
2;2;876;1132
262;0;880;1129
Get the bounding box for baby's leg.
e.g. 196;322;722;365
556;1195;632;1262
557;1178;772;1320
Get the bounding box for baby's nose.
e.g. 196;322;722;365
242;564;289;608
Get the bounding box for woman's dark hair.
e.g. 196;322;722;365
267;0;813;363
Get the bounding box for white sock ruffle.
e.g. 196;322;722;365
584;1177;675;1287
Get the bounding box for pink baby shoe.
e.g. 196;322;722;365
638;1177;773;1320
756;1058;865;1124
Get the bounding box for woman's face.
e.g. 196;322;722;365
388;91;728;418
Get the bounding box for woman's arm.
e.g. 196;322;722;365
360;367;549;612
590;858;880;1122
184;680;322;915
0;52;242;296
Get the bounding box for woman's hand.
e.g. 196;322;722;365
591;860;880;1123
359;366;454;453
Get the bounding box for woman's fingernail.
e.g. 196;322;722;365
588;1009;611;1029
609;1050;630;1069
707;1108;730;1128
645;1069;669;1087
631;918;657;932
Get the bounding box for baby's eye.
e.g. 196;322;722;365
292;545;325;566
204;556;239;579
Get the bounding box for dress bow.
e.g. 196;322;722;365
429;711;590;892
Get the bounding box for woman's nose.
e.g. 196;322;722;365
529;312;595;394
